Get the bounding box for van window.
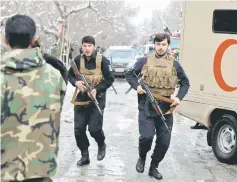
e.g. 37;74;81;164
213;10;237;34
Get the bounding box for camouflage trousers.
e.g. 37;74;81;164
9;177;52;182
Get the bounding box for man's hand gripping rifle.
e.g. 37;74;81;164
71;60;103;115
134;73;170;132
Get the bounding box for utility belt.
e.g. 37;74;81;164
71;87;105;106
144;93;176;116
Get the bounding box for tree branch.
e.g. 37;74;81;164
92;1;103;8
35;15;58;39
0;0;11;9
88;4;113;24
65;3;89;18
36;24;58;39
49;20;58;31
35;11;47;17
0;13;17;24
53;0;64;18
70;1;127;34
0;5;7;12
93;30;103;38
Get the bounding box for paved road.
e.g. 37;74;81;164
53;79;237;182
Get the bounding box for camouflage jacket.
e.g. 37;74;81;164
0;48;66;181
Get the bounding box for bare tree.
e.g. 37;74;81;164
150;1;183;33
0;0;139;59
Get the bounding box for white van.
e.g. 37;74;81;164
176;1;237;164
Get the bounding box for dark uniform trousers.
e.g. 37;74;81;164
74;94;106;151
138;109;173;167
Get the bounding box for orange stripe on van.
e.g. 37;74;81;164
213;39;237;92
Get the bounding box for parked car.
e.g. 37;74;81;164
103;46;137;76
131;45;144;60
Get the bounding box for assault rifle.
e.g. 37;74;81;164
134;73;170;132
71;60;103;115
125;73;141;94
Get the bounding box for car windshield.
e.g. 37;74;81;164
104;49;134;58
132;46;143;54
112;50;133;58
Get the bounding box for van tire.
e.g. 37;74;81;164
211;114;237;164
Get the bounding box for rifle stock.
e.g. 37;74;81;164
111;84;117;94
125;73;141;94
125;86;133;94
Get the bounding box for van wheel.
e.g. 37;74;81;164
211;114;237;164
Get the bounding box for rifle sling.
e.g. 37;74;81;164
71;87;105;106
144;93;176;116
152;93;176;114
71;87;91;105
151;93;174;104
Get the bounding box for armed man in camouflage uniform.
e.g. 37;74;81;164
126;33;190;180
1;15;66;182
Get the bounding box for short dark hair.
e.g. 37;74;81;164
82;36;95;45
5;14;36;49
154;33;170;45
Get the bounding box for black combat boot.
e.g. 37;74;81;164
97;143;106;161
136;156;146;173
190;123;207;130
77;149;90;166
148;165;163;180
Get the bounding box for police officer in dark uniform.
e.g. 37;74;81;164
68;36;114;166
126;33;190;180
